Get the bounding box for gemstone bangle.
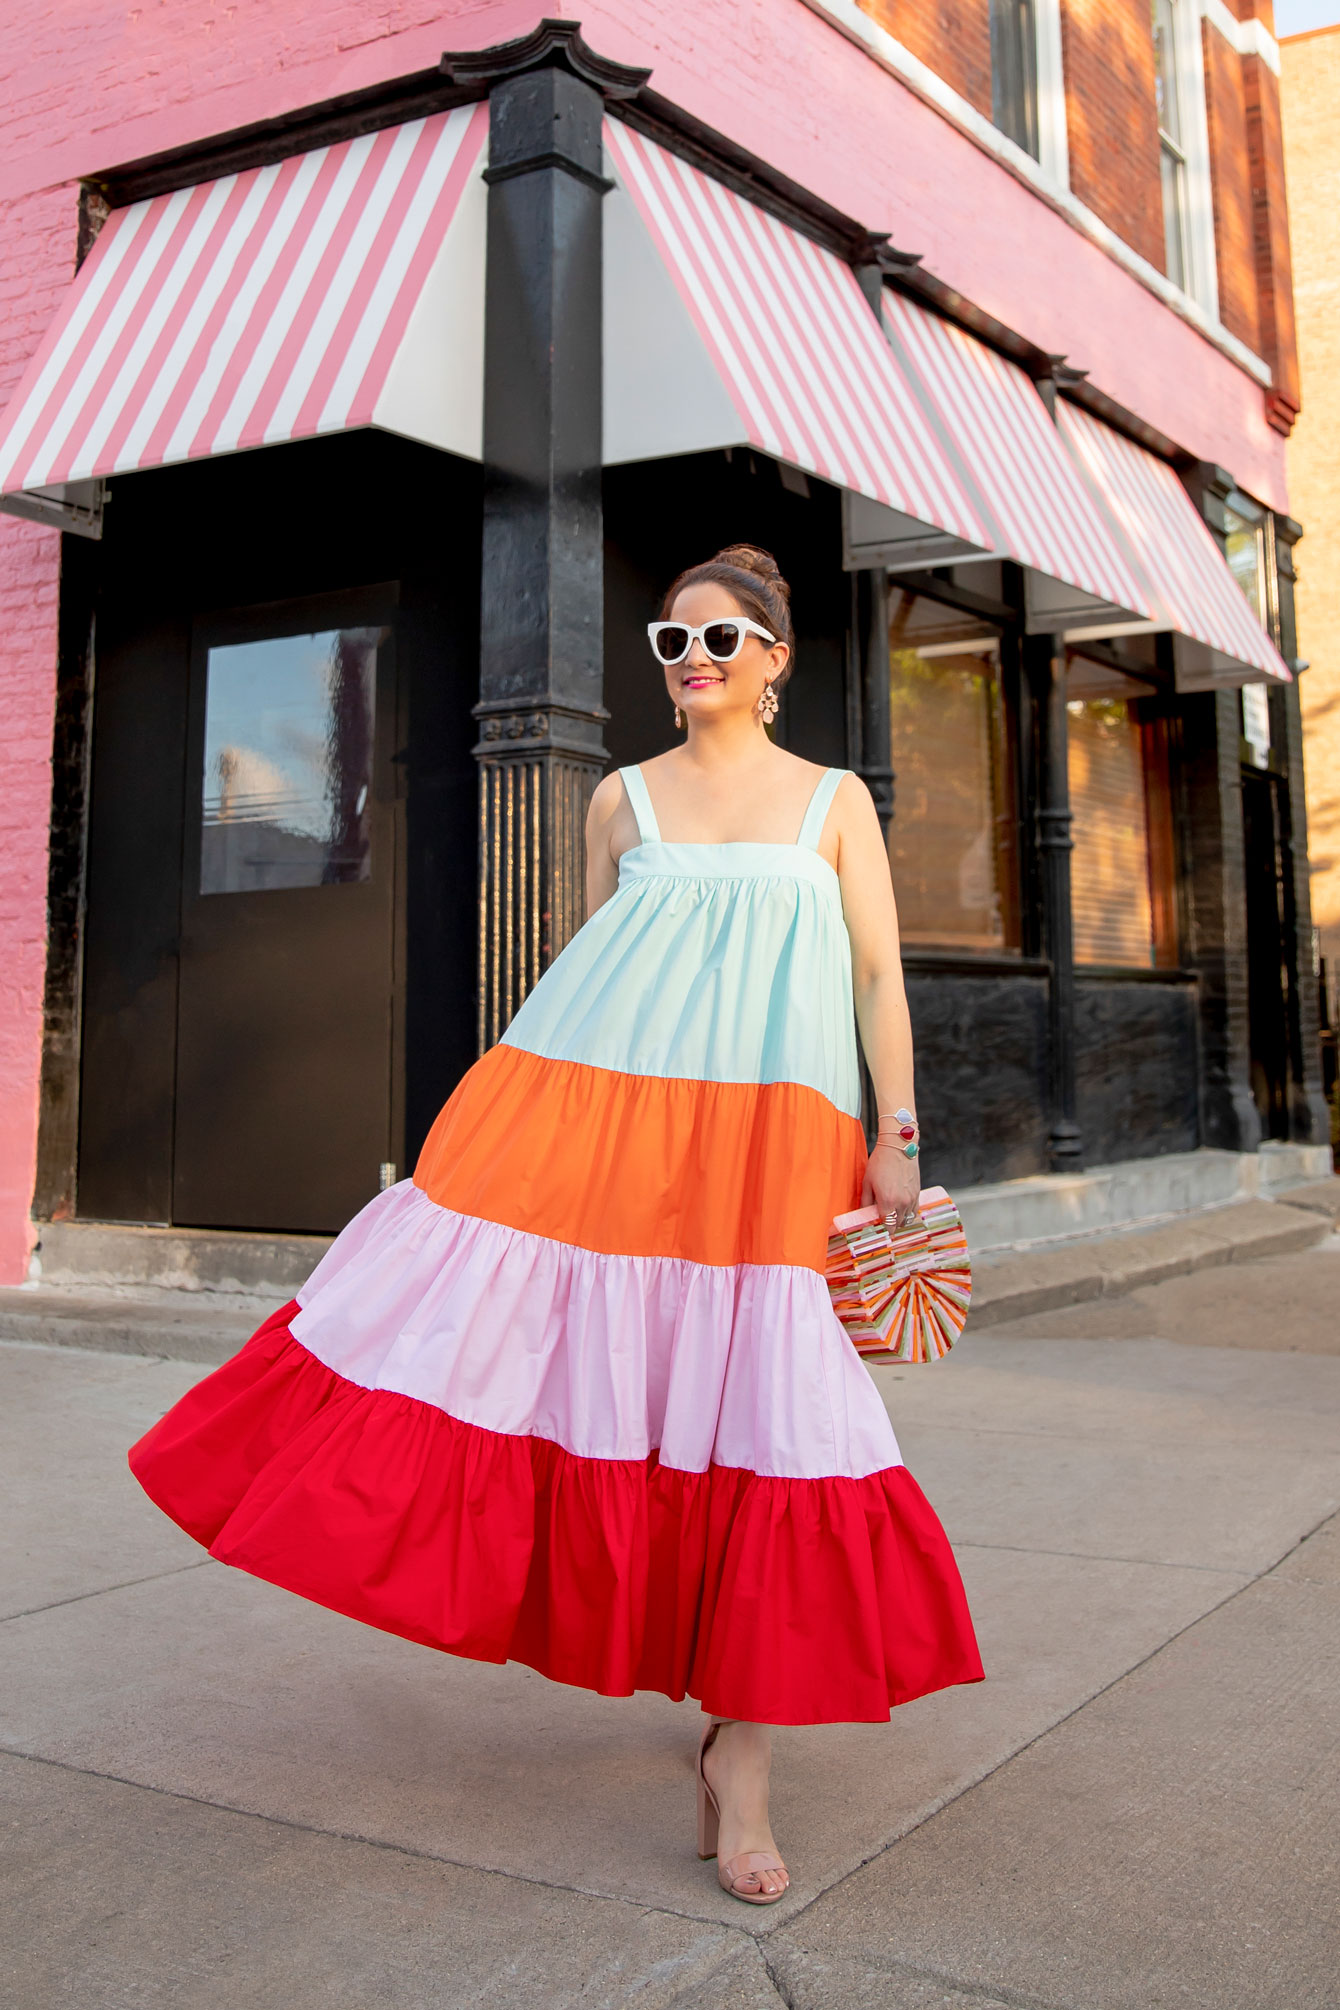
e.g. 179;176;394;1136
876;1107;920;1160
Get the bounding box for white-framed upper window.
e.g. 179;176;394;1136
990;0;1040;157
1151;0;1219;315
988;0;1069;186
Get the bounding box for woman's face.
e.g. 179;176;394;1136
662;582;789;725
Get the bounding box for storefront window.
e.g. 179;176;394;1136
887;589;1019;954
1067;662;1177;967
1241;681;1272;769
1223;500;1267;622
200;627;382;895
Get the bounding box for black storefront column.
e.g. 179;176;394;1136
848;567;895;837
847;257;897;843
846;564;894;1142
1272;516;1331;1144
1177;687;1263;1151
1029;639;1083;1171
1175;462;1265;1150
463;26;646;1049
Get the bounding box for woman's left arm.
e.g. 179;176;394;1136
833;776;921;1225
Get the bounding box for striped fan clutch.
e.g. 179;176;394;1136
824;1186;971;1361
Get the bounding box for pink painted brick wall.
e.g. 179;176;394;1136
0;0;1287;499
0;0;1294;1272
0;183;73;1280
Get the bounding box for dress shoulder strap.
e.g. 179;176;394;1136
796;767;848;850
619;764;662;846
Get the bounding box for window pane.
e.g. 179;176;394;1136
1068;697;1154;965
1152;0;1181;145
200;627;381;896
1241;681;1272;768
1223;504;1265;620
991;0;1039;158
887;590;1017;953
1153;0;1187;286
1160;143;1187;291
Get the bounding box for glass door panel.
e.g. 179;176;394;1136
173;600;401;1234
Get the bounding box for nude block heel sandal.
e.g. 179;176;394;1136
696;1722;790;1906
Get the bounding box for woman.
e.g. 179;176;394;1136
130;544;982;1907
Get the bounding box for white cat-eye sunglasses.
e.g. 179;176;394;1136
647;617;777;666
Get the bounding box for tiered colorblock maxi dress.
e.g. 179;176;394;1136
130;766;982;1725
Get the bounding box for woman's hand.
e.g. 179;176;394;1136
862;1141;922;1227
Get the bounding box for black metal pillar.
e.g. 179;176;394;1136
1172;460;1266;1150
846;237;915;843
1177;688;1263;1151
461;25;646;1049
1273;515;1331;1144
845;565;895;1144
1029;638;1083;1171
848;567;895;837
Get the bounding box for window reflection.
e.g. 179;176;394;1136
1223;503;1265;622
1066;658;1176;969
887;588;1018;954
200;627;382;896
1068;697;1153;965
1153;0;1189;291
990;0;1039;159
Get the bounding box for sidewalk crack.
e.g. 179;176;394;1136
1;1558;212;1625
955;1538;1249;1576
767;1503;1340;1938
0;1745;758;1937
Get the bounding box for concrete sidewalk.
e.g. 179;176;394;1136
2;1230;1338;2008
4;1176;1337;1363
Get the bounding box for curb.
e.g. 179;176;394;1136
965;1192;1335;1331
0;1289;270;1363
3;1183;1337;1363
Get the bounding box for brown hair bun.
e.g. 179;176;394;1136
660;543;796;686
712;544;791;602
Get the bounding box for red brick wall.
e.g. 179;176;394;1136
1245;52;1299;423
0;183;74;1282
1202;20;1259;351
1060;0;1165;272
858;0;993;119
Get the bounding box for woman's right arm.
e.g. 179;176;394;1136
585;772;625;916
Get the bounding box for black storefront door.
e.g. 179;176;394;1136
73;436;480;1242
171;602;401;1232
78;585;404;1236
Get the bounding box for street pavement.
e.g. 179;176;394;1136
2;1232;1338;2009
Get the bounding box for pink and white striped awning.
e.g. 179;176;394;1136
882;290;1155;627
1057;401;1291;684
602;119;991;563
0;102;489;510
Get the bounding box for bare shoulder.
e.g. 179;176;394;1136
777;749;829;779
830;771;888;879
588;769;627;820
833;770;878;821
587;765;642;862
766;748;835;797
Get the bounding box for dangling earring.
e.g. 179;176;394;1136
757;682;779;725
674;704;684;730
